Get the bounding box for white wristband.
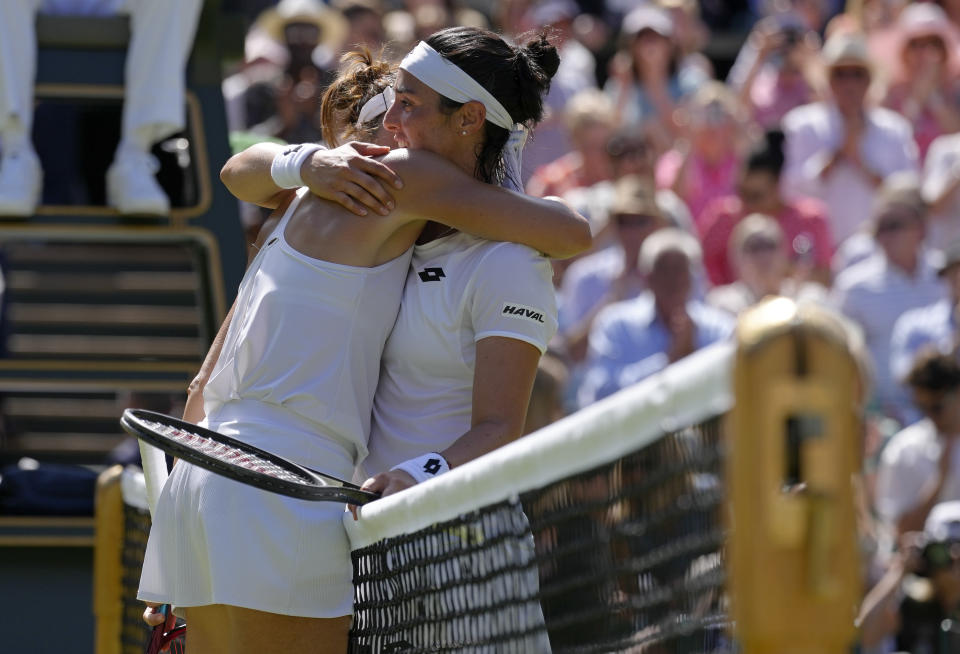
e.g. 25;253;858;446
270;143;325;189
391;452;450;484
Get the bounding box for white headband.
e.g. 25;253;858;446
399;41;528;191
356;86;395;127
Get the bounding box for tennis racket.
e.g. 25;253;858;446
146;604;185;654
121;408;379;505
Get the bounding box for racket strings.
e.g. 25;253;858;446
145;419;318;486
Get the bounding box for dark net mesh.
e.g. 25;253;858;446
120;502;186;654
349;416;731;653
121;503;153;653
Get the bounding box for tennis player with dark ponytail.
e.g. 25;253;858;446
139;30;578;654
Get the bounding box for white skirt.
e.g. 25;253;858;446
137;403;358;618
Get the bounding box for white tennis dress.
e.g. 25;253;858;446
138;188;412;617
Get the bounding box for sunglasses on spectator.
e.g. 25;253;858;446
829;67;869;81
875;212;919;235
608;142;649;159
615;213;658;228
742;238;780;255
907;36;945;51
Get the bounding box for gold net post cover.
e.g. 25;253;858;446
728;298;863;654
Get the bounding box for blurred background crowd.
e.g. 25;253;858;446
5;0;960;650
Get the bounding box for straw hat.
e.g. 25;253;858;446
822;32;872;71
610;175;662;219
256;0;348;48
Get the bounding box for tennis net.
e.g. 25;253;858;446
345;343;734;653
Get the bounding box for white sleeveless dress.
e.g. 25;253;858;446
138;189;412;617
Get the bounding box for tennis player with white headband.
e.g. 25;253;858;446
140;35;585;654
356;28;567;509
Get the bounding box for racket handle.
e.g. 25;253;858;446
139;440;169;518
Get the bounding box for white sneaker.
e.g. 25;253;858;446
106;147;170;216
0;146;42;216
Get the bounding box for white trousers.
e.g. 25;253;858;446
0;0;204;148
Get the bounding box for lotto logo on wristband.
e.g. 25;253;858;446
392;452;450;484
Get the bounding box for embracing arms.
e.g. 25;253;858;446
221;142;592;259
375;149;591;258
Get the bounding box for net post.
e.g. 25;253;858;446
728;298;863;654
93;465;125;654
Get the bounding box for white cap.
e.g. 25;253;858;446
925;501;960;543
622;5;673;38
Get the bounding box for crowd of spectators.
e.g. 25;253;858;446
5;0;960;648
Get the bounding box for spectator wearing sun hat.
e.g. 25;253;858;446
782;32;919;246
883;3;960;162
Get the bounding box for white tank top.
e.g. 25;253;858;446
203;188;413;463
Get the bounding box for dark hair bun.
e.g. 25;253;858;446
522;33;560;81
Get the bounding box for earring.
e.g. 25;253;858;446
461;130;467;136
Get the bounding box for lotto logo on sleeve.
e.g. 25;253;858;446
501;303;546;324
423;458;442;475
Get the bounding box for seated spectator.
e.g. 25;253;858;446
604;4;707;143
0;0;204;216
656;82;746;228
700;129;834;287
526;90;614;199
577;228;734;406
875;351;960;543
559;175;669;362
706;214;825;317
891;240;960;424
882;3;960;162
923;131;960;248
336;0;385;54
734;18;820;129
858;501;960;654
783;32;918;246
831;175;946;421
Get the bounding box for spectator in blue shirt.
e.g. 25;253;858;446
890;240;960;424
577;228;735;406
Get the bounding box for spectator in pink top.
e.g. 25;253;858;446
526;90;614;199
883;3;960;162
699;129;834;287
656;82;745;229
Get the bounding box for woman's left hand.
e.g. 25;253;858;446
348;470;416;520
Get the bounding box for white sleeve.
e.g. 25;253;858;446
469;244;558;354
875;436;935;524
923;136;960;203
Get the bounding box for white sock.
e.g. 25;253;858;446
2;118;31;155
115;135;154;161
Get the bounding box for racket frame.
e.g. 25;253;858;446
121;409;378;505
